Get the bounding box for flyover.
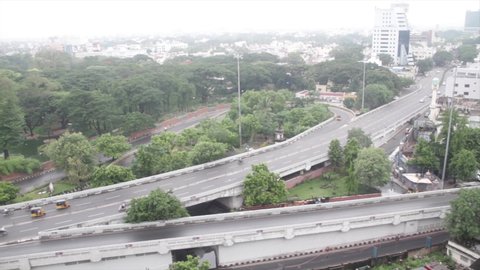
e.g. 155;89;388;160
0;72;436;243
0;188;457;270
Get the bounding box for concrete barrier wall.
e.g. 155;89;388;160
2;206;448;270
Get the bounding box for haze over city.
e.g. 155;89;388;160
0;0;479;40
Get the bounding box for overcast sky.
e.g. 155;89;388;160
0;0;479;40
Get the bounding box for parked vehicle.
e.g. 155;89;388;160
30;207;46;218
0;227;7;236
55;199;70;210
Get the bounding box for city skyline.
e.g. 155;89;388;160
0;0;479;40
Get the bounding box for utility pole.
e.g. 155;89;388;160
441;67;457;189
236;54;242;148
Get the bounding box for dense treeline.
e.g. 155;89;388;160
0;43;410;169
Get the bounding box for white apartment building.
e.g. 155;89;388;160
372;3;411;66
445;63;480;100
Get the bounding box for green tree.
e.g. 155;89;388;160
95;133;131;160
457;44;478;63
361;84;394;109
449;149;478;182
408;139;439;173
91;165;135;187
0;181;19;205
0;94;25;159
446;189;480;246
243;164;287;207
344;138;360;169
378;54;393;66
44;132;95;182
432;51;453;67
328;139;343;169
120;112;155;136
354;147;391;187
126;189;189;223
345;165;358;195
189;141;227;165
169;255;209;270
343;97;355;109
416;58;434;75
347;128;372;148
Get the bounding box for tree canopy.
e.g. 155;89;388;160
242;164;287;206
91;165;135;187
126;189;189;223
0;93;25;159
328;139;343;169
354;147;391;187
95;133;131;160
347;128;372;148
408;139;439;173
449;149;478;182
43;132;95;182
0;181;19;205
169;255;209;270
446;188;480;246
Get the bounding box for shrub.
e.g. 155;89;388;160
0;156;41;176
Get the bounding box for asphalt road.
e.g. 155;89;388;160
0;71;438;244
226;231;449;270
0;193;454;258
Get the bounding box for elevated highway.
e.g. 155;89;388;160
0;72;436;243
0;189;457;269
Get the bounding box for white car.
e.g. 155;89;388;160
419;98;425;103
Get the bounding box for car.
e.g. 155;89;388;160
335;115;342;121
419;98;425;103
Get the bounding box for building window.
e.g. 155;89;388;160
454;83;458;87
464;92;469;95
465;84;470;88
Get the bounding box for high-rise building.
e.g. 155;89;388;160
372;3;411;66
464;10;480;34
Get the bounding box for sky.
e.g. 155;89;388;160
0;0;479;40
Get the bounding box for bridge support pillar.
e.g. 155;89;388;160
217;195;244;210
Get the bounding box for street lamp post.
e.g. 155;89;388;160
236;55;242;148
362;60;366;111
440;67;457;189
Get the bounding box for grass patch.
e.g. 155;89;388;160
13;181;78;203
372;251;455;270
10;138;48;161
288;172;379;200
288;175;350;200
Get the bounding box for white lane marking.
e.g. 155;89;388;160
105;195;120;200
201;184;215;190
55;219;73;225
20;227;38;233
176;191;189;197
76;202;91;207
10;215;27;220
133;189;147;194
87;212;104;218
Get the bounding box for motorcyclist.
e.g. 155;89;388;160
118;203;127;212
